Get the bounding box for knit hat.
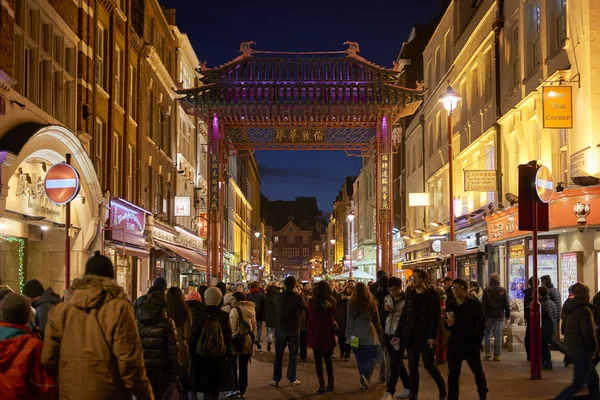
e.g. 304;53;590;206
0;293;31;325
85;251;115;279
204;287;223;306
22;279;45;299
153;277;168;292
186;291;202;302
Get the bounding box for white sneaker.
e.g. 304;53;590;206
289;380;301;386
396;388;410;398
381;393;393;400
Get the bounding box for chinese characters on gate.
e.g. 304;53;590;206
380;154;391;209
274;128;325;143
209;153;219;210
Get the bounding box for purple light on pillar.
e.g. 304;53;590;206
381;116;388;142
212;114;219;146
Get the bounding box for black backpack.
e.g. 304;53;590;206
231;306;255;354
196;312;226;357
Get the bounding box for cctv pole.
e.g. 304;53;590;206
530;198;541;379
65;154;71;289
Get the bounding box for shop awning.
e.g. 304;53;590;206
401;256;445;269
108;243;150;259
155;239;207;268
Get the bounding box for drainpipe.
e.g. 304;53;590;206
493;0;505;204
420;113;426;228
123;0;131;200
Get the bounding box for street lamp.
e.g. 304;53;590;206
346;211;355;279
439;85;461;279
254;231;260;239
268;249;272;255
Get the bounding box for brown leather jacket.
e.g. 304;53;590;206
41;275;154;400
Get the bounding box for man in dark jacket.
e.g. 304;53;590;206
246;281;266;349
133;276;168;315
398;269;446;400
445;278;487;400
443;277;455;304
554;283;599;400
482;273;509;361
264;282;280;352
539;286;559;370
271;275;305;387
22;279;61;334
523;277;538;361
541;275;566;354
374;275;390;383
370;270;388;295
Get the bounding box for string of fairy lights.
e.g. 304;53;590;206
1;236;25;293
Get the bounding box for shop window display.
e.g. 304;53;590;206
508;241;526;300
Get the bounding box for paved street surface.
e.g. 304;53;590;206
226;348;577;400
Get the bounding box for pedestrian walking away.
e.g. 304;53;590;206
541;275;566;355
166;286;192;392
271;275;305;387
336;280;355;361
133;276;168;316
228;291;257;399
264;282;280;352
22;279;61;335
346;282;382;391
554;283;599;400
374;274;391;383
381;277;410;400
41;251;154;400
308;280;337;394
445;279;488;400
523;277;538;361
246;281;265;350
397;268;446;400
539;285;559;370
482;273;510;361
299;283;310;362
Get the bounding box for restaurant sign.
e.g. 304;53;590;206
107;198;147;247
209;153;220;210
380;153;391;209
464;170;496;192
542;86;573;129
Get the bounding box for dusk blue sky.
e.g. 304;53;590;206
161;0;442;212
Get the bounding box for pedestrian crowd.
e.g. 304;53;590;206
1;252;599;400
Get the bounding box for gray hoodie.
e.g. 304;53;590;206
33;287;61;333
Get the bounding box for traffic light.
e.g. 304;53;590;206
518;161;549;232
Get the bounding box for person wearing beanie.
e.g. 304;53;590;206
189;286;235;399
41;251;154;400
22;279;61;335
134;276;169;316
0;293;57;400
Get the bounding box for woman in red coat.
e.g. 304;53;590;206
308;280;337;394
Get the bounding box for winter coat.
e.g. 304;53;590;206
0;322;57;400
264;286;280;328
133;293;148;316
41;275;154;400
307;297;336;350
375;286;391;329
524;287;534;323
469;287;483;301
274;289;305;332
335;293;351;335
189;305;235;393
445;286;455;304
397;286;441;346
482;281;510;319
540;296;559;335
230;300;257;355
246;289;265;322
562;297;598;360
174;313;192;378
384;294;405;336
221;293;236;314
444;297;486;349
186;299;205;334
299;293;310;331
546;283;561;310
345;301;382;346
32;287;61;334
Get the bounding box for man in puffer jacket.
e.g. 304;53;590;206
554;283;599;399
539;286;559;370
136;291;180;399
482;273;510;361
228;291;257;398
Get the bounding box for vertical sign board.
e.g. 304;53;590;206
464;170;497;192
174;197;191;216
209;153;220;210
107;198;146;247
542;86;573;129
380;153;391;209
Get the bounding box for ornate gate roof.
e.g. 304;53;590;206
177;42;422;150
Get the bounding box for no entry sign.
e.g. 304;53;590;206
535;165;554;203
44;163;80;204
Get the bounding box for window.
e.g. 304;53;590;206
112;133;120;196
274;236;279;243
559;129;568;183
470;67;479;116
287;236;295;244
96;24;105;89
510;25;520;88
94;119;104;184
484;51;492;101
127;144;133;200
158;106;165;147
273;249;279;257
303;236;309;244
528;1;541;73
155;173;164;214
129;65;136;116
315;245;320;252
534;124;541;160
485;144;495;204
114;45;122;106
555;0;567;51
444;32;451;70
283;248;300;257
435;47;441;83
303;248;310;257
146;89;153;138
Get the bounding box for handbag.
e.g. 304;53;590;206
348;312;361;348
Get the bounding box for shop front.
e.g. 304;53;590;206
485;186;600;302
454;222;491;286
353;245;376;277
0;124;103;295
152;221;207;288
399;239;446;284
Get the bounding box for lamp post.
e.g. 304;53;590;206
439;85;461;279
329;238;336;274
347;211;355;279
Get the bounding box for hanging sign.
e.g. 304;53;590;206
542;86;573;129
209;153;219;210
379;153;391;209
44;163;80;205
464;170;496;192
174;197;191;216
409;192;430;207
570;147;590;178
441;240;467;255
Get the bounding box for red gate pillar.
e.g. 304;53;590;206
207;115;221;285
377;116;393;276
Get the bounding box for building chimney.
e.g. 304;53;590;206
164;8;176;25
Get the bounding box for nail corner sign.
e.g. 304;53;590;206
542;86;572;129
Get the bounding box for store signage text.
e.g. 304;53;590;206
570;147;590;178
209;153;219;210
9;163;63;223
542;86;573;129
490;219;519;240
174;196;191;217
464;170;496;192
379;153;391;209
107;198;146;247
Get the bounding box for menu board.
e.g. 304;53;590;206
561;252;579;305
509;242;526;300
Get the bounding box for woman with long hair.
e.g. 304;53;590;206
166;286;192;392
345;282;382;390
308;280;337;394
336;280;356;361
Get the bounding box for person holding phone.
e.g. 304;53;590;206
397;269;446;400
445;279;488;400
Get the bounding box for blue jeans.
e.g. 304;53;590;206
484;318;504;356
272;329;299;383
377;340;387;380
255;321;263;344
352;344;379;381
554;358;599;399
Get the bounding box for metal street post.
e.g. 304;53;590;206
347;211;355;279
65;154;71;288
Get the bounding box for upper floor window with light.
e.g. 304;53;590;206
287;236;295;244
527;1;541;75
554;0;567;52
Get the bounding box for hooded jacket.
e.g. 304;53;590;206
32;287;61;334
335;292;351;335
0;322;57;400
246;288;265;322
136;302;180;374
562;297;598;360
264;285;280;328
397;286;440;345
230;300;257;336
482;281;510;319
384;293;406;336
274;289;305;332
546;283;561;310
308;297;336;350
221;293;236;314
41;275;154;400
540;295;559;334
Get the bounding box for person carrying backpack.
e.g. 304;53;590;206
227;292;257;399
189;287;235;400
